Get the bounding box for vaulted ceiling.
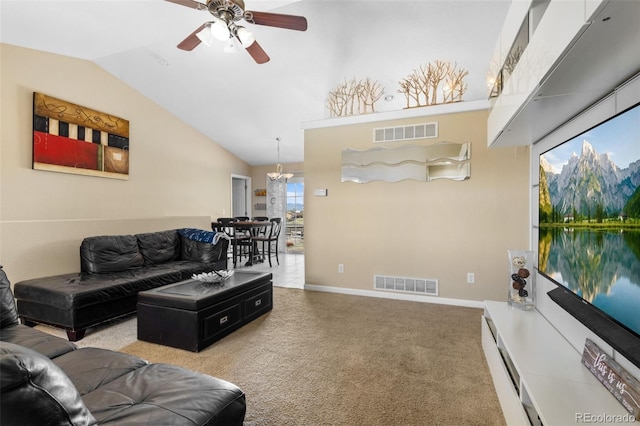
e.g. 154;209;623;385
1;0;510;165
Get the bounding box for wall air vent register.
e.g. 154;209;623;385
374;275;438;296
373;122;438;143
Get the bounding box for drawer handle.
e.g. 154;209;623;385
220;316;228;324
255;299;262;307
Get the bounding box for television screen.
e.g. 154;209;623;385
538;102;640;339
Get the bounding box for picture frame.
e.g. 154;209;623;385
32;92;129;179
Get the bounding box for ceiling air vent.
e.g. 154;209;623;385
374;275;439;296
373;122;438;143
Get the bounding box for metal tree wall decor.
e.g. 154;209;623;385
398;60;469;108
327;77;384;117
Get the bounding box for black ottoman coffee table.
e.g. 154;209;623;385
137;271;272;352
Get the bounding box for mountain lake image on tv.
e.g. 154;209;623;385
538;102;640;339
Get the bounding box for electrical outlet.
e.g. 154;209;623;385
467;272;475;284
338;264;344;273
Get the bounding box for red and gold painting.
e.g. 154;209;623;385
32;92;129;179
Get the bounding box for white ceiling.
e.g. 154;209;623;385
0;0;511;165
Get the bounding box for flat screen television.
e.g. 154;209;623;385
538;101;640;368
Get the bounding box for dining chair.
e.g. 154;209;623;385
251;216;270;237
252;218;282;267
217;217;250;268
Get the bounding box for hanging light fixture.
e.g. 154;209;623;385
267;137;293;180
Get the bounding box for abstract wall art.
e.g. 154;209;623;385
32;92;130;179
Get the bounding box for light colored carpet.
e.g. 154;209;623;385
113;287;505;426
36;314;137;351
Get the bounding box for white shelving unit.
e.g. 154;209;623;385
482;301;632;425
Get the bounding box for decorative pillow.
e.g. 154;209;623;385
0;341;97;425
136;230;180;265
80;235;144;274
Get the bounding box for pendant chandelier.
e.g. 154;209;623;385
267;137;293;180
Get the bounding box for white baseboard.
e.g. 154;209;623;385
303;284;484;309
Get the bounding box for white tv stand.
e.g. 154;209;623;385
482;301;632;425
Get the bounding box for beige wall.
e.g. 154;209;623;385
303;108;530;303
0;44;530;303
0;44;250;283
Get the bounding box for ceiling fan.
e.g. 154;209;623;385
165;0;308;64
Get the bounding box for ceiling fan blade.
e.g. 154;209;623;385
164;0;207;10
245;41;270;64
246;11;308;31
177;23;206;51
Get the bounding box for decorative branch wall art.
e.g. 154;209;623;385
327;60;469;117
398;60;469;108
32;92;130;179
327;77;384;117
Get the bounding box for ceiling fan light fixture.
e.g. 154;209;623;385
210;19;230;41
224;38;240;53
195;23;214;46
235;26;255;47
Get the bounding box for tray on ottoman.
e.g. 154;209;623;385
137;271;272;352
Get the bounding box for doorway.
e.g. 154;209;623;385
231;175;251;218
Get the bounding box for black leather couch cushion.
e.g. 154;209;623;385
0;266;77;359
0;341;97;426
53;348;148;395
136;230;180;265
82;363;246;425
14;261;224;312
80;235;144;274
15;268;182;310
0;325;77;360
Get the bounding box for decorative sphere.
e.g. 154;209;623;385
512;256;527;269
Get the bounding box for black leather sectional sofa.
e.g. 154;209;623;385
0;265;246;425
14;229;229;341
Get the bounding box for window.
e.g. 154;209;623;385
286;179;304;253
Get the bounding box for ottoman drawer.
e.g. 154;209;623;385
244;287;272;321
203;303;243;341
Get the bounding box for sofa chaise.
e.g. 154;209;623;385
13;228;229;341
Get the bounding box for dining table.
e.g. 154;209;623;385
226;220;270;267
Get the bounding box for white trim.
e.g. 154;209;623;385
303;284;484;309
301;100;489;130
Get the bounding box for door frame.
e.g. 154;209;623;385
231;174;251;218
